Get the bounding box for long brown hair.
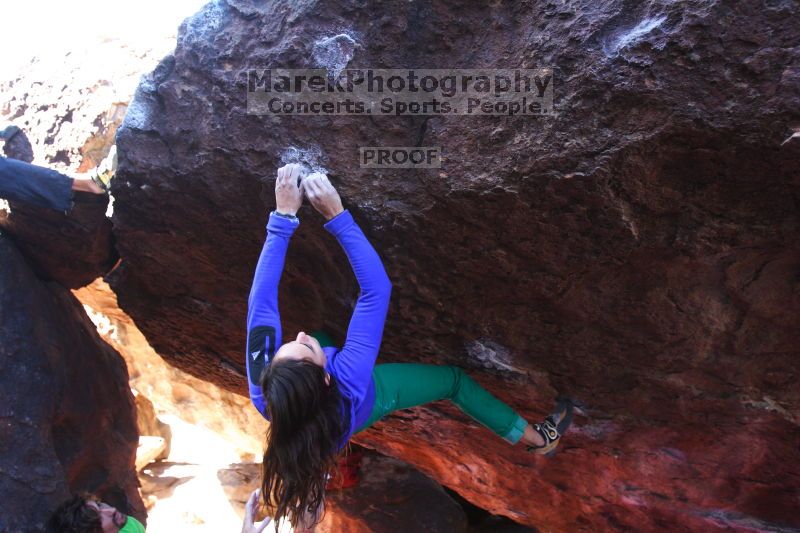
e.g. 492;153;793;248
47;493;102;533
260;358;349;529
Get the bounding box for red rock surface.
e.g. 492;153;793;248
0;233;143;531
106;0;799;530
318;450;469;532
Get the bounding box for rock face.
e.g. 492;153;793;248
134;391;172;464
0;191;117;288
0;233;143;531
318;450;469;532
111;0;800;530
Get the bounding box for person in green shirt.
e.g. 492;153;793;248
47;493;145;533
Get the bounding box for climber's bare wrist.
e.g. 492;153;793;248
323;206;344;220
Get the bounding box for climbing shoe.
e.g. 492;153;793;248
527;397;574;457
90;146;117;193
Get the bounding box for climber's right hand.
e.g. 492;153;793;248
275;163;305;216
304;172;344;221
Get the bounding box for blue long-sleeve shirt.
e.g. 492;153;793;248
246;209;392;443
0;156;74;212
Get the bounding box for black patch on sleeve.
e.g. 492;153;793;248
247;325;276;386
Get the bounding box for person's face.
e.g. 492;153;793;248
85;500;126;533
273;331;328;369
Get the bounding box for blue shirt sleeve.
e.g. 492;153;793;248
324;210;392;405
0;156;74;212
246;212;299;419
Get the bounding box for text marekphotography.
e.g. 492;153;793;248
247;69;553;116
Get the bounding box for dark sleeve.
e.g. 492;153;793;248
0;156;74;211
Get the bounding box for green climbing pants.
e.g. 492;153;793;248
356;363;529;444
309;331;529;445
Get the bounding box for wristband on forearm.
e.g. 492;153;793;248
272;210;298;220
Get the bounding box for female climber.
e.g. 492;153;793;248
244;163;573;530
